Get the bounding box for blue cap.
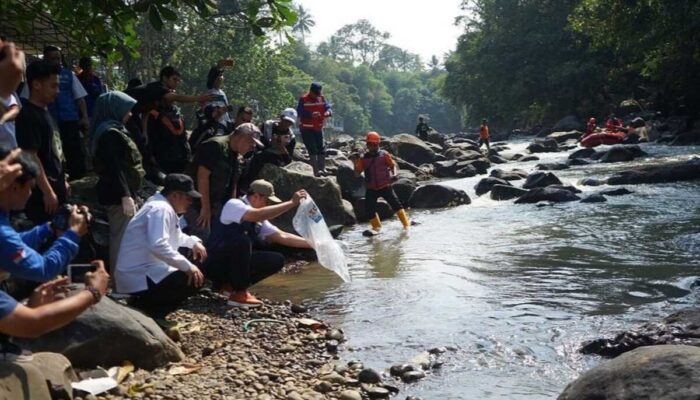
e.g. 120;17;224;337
310;82;322;94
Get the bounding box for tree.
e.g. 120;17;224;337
333;19;390;65
292;5;315;44
1;0;298;61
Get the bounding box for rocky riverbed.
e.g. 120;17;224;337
72;289;437;400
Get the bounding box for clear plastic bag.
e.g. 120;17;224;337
293;197;351;282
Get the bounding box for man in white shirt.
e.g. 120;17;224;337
204;180;311;308
115;173;207;315
0;93;19;149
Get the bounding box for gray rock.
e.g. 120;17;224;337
607;158;700;185
519;155;540;162
560;345;700;400
433;160;460;178
515;187;581;204
552;115;584;132
409;184;471;209
367;387;390;399
567;158;592;166
390;364;415;377
599;187;634;196
568;148;596;159
547;130;582;144
490;168;528;181
536;162;569;171
401;370;426;383
339;390;362;400
456;165;478;178
522;172;563;189
260;164;346;234
457;158;491;174
358;368;382;384
336;164;366;201
392;179;416;208
353;197;394;222
527;138;559;153
488;154;508;164
597;145;647;163
389;134;437;166
490;185;528;201
15;297;183;370
580;194;607;203
474;177;511;196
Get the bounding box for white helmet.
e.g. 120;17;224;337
280;107;298;123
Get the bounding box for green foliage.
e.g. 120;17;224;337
2;0;296;60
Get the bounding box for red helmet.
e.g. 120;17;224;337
366;131;381;144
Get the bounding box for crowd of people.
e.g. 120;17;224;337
0;38;413;372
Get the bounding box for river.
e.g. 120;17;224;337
255;140;700;399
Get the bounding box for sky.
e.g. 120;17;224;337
297;0;465;63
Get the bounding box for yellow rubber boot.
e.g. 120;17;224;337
396;208;410;229
370;214;382;231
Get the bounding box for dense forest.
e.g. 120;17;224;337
444;0;700;129
5;0;698;135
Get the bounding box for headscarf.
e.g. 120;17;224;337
89;91;137;155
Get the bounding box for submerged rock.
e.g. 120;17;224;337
490;184;528;201
560;345;700;400
607;158;700;185
580;194;607;203
568;148;596;160
490;168;528;181
515;187;580;204
522;172;563;189
474;177;511;196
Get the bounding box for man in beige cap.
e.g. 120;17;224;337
186;122;263;240
203;179;311;308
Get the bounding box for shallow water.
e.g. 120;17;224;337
255;141;700;399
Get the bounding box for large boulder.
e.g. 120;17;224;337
336;164;366;201
15;297;184;370
433;160;460;178
670;130;700;146
527;138;560;153
456;164;478;178
389;134;437;166
444;148;483;161
409;184;471;209
535;162;569;171
595;145;648;163
580;307;700;358
475;177;511;196
392;179;417;207
490;185;528;201
353;198;394;222
488;154;508;164
515;187;580;204
457;158;491;174
259;164;346;233
552;115;584;132
490;168;528;181
547;130;582;144
559;345;700;400
568;148;596;160
519;155;540;162
522;172;563;189
607;158;700;185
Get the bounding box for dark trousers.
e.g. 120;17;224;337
204;236;285;291
365;186;403;217
25;177;68;224
130;271;199;317
300;129;324;155
58;120;86;179
478;137;491;151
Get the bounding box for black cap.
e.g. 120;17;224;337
163;174;201;198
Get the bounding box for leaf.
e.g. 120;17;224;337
275;4;297;25
256;17;275;28
133;1;150;13
168;363;202;376
158;6;178;21
148;6;164;30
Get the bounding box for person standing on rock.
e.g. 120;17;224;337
203;180;311;308
415;117;431;141
90;91;145;272
297;82;332;177
350;131;410;236
114;174;207;316
478;119;491;152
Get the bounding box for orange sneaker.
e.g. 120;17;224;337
227;291;263;308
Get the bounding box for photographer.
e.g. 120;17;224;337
0;146;89;283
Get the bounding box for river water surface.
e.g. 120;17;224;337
255;141;700;399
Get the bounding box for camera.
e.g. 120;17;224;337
51;204;92;232
68;264;96;284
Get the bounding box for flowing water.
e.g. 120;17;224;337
255;141;700;399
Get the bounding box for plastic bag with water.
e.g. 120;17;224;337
293;197;351;282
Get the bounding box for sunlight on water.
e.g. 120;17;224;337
255;141;700;399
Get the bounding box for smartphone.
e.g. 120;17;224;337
68;264;96;284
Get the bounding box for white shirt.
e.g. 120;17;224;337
220;196;278;240
0;94;19;148
115;193;202;293
20;70;87;99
